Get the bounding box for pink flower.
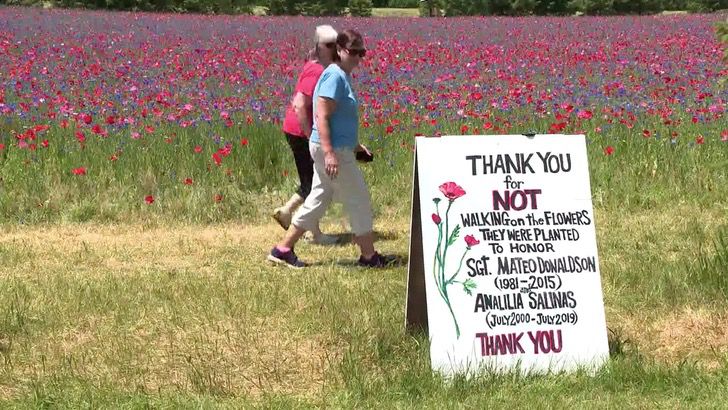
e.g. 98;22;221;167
432;213;441;224
439;182;466;201
144;195;154;205
604;146;615;156
577;110;593;120
464;235;480;247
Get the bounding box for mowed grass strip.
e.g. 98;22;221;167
0;204;727;407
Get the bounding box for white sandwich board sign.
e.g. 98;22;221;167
406;134;609;376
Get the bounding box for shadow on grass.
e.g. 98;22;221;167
324;229;400;245
334;252;409;269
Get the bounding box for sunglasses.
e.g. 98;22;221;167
346;48;367;58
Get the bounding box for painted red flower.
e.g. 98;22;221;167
144;195;154;205
82;114;92;124
432;213;441;224
604;146;615;156
194;145;203;153
72;167;86;176
577;110;593;120
642;129;651;138
439;182;466;200
460;124;469;134
240;138;249;146
386;125;394;134
212;153;222;166
41;139;49;148
464;235;480;247
214;194;224;203
75;131;86;143
183;178;193;185
695;135;704;145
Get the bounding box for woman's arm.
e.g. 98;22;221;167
315;96;339;178
291;92;313;138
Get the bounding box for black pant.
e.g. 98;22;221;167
285;133;314;199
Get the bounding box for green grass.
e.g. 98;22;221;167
0;202;727;406
372;7;420;17
1;100;728;406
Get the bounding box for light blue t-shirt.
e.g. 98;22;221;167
310;64;359;150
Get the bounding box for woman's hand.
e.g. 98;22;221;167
324;151;339;178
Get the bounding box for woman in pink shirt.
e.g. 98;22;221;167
274;25;338;245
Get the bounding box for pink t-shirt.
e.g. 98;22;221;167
282;61;324;138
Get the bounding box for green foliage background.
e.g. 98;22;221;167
3;0;728;15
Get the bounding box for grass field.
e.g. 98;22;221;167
372;7;420;17
1;201;727;406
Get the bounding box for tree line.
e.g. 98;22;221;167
2;0;726;16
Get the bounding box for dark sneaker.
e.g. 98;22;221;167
267;247;306;269
358;252;397;268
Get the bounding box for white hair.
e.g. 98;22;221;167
314;25;338;45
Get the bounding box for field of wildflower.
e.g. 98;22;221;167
1;6;727;407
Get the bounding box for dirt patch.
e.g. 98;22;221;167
619;307;728;368
19;316;343;398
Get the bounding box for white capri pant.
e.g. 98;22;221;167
291;142;374;236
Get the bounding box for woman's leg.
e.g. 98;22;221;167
279;134;336;244
273;134;308;230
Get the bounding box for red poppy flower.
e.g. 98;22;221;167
432;213;441;224
212;152;222;166
82;114;92;124
214;194;223;203
695;135;704;145
577;110;593;120
642;129;651;138
41;139;49;148
460;125;469;134
604;146;615;155
144;195;154;204
240;138;249;146
386;125;394;134
72;167;86;176
194;145;203;153
184;178;193;185
464;235;480;247
439;182;466;200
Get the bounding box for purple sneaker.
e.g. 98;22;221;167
358;252;397;268
267;247;307;269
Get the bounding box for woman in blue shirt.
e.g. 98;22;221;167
268;29;395;269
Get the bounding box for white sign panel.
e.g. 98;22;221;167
406;135;609;376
